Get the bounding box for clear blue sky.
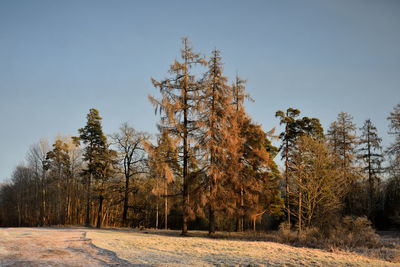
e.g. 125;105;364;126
1;0;399;181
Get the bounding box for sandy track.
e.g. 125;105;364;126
0;228;130;266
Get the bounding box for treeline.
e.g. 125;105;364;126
0;38;399;236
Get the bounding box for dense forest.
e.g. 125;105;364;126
1;38;399;237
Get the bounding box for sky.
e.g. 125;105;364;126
0;0;399;181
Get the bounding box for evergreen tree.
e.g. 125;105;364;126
358;119;383;219
95;144;117;228
275;108;323;228
149;37;206;235
74;108;107;226
275;108;301;227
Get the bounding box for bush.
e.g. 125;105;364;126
298;227;323;247
329;216;380;248
276;221;297;243
275;216;380;249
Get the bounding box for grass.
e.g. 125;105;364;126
87;228;400;266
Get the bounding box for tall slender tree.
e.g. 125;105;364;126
74;108;107;226
95;144;117;228
275;108;301;228
387;103;400;158
327;112;357;179
46;139;71;224
358;119;383;219
276;109;323;229
231;74;249;232
149;37;206;235
199;49;233;234
327;111;358;214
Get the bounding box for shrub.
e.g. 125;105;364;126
329;216;380;248
276;222;297;243
298;227;323;247
275;216;380;249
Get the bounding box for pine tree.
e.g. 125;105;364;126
275;108;300;227
95;144;117;228
149;37;206;235
358;119;383;219
276;109;323;230
73;108;107;226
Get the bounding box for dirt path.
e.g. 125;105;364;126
0;228;131;266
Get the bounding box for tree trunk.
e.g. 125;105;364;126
85;172;91;226
298;166;302;235
122;168;130;226
96;193;104;229
181;49;189;236
239;185;244;232
285;112;290;228
164;178;168;230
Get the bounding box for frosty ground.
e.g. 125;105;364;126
0;227;398;266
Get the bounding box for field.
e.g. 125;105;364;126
0;227;399;266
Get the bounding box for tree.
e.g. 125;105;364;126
290;135;345;231
149;37;206;235
46;139;71;224
231;74;250;232
387;103;400;158
199;49;233;234
74;108;107;226
239;118;282;231
11;165;35;226
358;119;383;220
112;123;149;226
327;112;357;181
276;108;300;228
146;129;179;230
327;112;358;214
26;138;50;226
275;108;323;228
95;144;117;228
383;103;400;229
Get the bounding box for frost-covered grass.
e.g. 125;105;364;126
0;227;399;266
88;228;399;266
